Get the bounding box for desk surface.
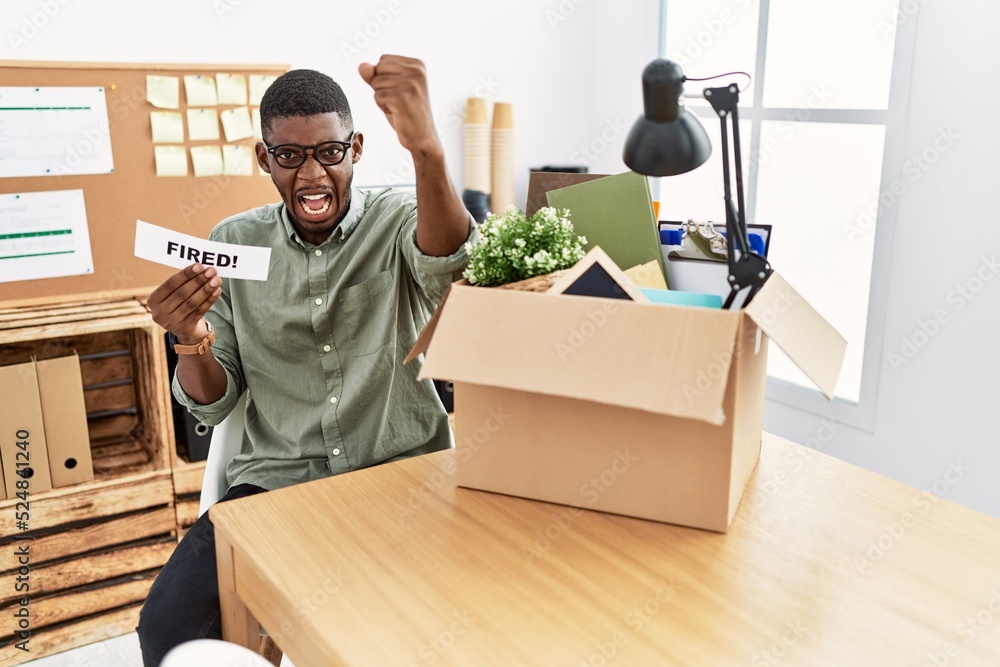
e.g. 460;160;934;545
211;433;1000;666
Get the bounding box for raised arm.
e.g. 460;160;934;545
359;55;470;257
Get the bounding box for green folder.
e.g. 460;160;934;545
545;171;667;281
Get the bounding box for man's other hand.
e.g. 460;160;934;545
359;55;442;158
148;263;221;343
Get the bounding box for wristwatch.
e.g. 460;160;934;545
168;320;215;355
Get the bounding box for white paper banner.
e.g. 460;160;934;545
134;220;271;280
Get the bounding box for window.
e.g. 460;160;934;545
658;0;916;429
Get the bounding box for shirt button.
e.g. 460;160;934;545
332;448;341;456
323;344;331;352
315;249;322;256
329;396;337;404
314;298;323;306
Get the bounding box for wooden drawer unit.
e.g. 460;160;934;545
0;298;179;664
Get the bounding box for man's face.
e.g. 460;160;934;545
255;112;363;246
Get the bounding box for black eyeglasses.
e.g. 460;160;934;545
265;132;356;169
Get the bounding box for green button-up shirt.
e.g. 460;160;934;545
172;187;477;491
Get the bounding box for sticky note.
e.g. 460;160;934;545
184;75;218;106
223;144;254;176
249;74;278;105
216;73;248;105
146;75;179;109
134;220;272;281
190;145;224;177
150;111;184;143
251;107;262;139
624;260;668;290
154;145;188;177
187;108;220;141
220;107;254;142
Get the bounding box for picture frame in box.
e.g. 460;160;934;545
546;246;648;302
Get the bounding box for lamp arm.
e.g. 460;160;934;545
704;84;772;308
730;101;751;255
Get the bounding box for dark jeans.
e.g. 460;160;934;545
137;483;267;667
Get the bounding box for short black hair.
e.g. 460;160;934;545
258;69;353;141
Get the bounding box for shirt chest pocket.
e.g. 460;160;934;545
336;269;396;357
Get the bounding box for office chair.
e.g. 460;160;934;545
198;392;248;516
160;639;270;666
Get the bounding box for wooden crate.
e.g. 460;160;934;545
0;298;176;473
0;474;176;664
172;459;207;540
0;604;143;666
0;299;179;663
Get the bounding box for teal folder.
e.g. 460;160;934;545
545;171;667;281
639;288;722;309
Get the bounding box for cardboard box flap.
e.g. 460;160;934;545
417;284;742;424
744;271;847;399
404;284;453;364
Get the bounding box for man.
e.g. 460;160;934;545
137;55;477;665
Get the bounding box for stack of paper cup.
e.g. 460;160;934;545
462;97;491;222
490;102;515;213
463;97;490;195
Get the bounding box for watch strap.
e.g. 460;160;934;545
171;321;215;355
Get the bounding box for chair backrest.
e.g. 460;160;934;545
198;392;248;517
161;638;271;666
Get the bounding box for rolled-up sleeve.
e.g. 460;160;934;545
399;210;479;302
171;363;242;426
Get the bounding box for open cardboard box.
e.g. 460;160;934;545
406;270;846;533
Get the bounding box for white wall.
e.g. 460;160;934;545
7;0;996;516
2;0;623;205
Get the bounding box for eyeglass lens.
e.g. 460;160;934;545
271;140;351;168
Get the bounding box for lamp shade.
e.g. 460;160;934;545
623;59;712;177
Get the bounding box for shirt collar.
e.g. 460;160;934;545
280;187;365;249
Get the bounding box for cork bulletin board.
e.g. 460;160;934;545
0;60;289;308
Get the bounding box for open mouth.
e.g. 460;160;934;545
298;193;333;218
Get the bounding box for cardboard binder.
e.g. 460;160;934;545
0;361;53;496
35;354;94;488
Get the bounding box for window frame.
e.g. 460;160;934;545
660;0;920;431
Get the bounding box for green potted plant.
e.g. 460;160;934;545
463;206;587;290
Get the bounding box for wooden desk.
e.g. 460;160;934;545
211;434;1000;666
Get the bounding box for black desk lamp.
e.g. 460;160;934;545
623;59;773;308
